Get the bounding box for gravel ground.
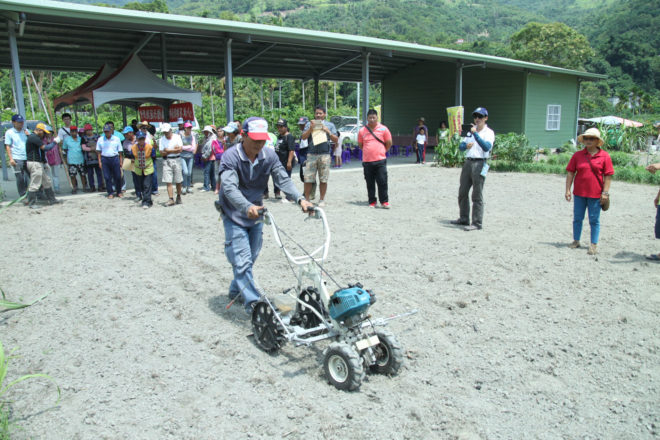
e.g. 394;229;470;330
1;163;658;440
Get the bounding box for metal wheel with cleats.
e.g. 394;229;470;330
251;301;286;352
293;287;327;329
369;329;404;375
323;342;365;391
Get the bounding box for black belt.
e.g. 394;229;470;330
165;155;180;159
466;157;485;161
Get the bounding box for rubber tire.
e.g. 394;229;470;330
369;329;404;376
323;342;365;391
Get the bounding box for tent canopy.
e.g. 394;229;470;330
580;116;644;128
52;63;114;111
91;55;202;109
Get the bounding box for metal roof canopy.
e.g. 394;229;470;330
0;0;605;83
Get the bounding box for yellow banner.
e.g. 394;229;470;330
447;106;464;138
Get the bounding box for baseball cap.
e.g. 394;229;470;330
242;117;270;141
472;107;488;117
11;114;25;123
103;124;113;132
183;122;193;128
276;118;287;127
176;117;184;125
222;122;238;133
136;131;147;140
36;122;53;134
297;116;309;125
70;125;78;131
83;123;93;131
160;123;172;132
202;125;215;133
122;126;134;134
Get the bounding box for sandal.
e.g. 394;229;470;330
645;254;660;261
107;194;114;199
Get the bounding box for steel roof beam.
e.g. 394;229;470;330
234;42;276;72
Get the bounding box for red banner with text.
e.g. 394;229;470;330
138;103;195;123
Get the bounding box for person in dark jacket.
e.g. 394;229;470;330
25;123;60;208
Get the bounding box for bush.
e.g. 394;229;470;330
545;153;572;166
608;151;636;167
494;132;534;163
434;134;464;167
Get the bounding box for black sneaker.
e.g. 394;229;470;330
450;219;469;225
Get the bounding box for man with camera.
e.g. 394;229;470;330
451;107;495;231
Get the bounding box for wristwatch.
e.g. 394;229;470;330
602;191;609;196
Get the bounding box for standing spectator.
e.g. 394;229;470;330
213;129;225;195
223;122;242;150
412;117;429;163
131;132;155;209
646;162;660;261
138;120;158;196
415;127;428;165
122;126;140;199
82;124;103;192
159;123;184;206
333;133;343;168
274;118;296;201
175;117;185;134
130;119;139;134
296;117;310;182
96;123;124;199
301;105;338;207
25;123;59;208
180;121;197;194
437;121;449;145
200;126;218;192
565;128;614;255
4;114;29;197
217;116;314;314
62;126;85;194
358;109;392;209
451;107;495;231
105;121;125;142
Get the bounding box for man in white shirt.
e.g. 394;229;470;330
451;107;495;231
159;123;184;206
4;114;30;197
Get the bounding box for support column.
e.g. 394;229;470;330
313;76;319;108
259;79;264;114
160;34;168;80
7;20;25;118
74;104;79;127
302;80;305;111
455;62;463;107
224;38;234;123
121;105;127;128
361;51;370;125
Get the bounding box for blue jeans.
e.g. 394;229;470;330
223;217;264;312
181;154;194;188
573;195;601;244
416;143;425;163
203;160;216;190
101;156;122;196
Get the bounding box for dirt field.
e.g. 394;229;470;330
1;164;658;439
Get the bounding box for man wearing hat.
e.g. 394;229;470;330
451;107;495;231
122;126;141;199
96;123;124;199
25;123;60;207
131;131;155;209
175;117;185;134
274;118;296;200
4;114;30;197
217;117;314;314
158;123;184;206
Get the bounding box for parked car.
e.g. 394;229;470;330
337;123;362;146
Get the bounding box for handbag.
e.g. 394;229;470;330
122;157;134;172
588;156;610;211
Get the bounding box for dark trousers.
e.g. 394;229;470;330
274;164;292;194
655;205;660;239
298;149;308;182
458;159;486;227
101;156;122;196
151;158;158;194
136;172;153;206
416;143;426;163
12;159;29;197
362;159;388;204
131;171;141;197
86;165;102;189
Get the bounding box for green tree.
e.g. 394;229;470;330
509;22;594;70
123;0;168;13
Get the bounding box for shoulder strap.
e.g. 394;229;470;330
587;153;604;191
365;125;386;146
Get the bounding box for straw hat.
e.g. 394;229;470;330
577;127;604;147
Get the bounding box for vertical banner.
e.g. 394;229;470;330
447;106;464;138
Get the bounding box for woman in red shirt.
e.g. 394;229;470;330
565;128;614;255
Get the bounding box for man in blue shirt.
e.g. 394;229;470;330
96;124;124;199
4;114;29;197
218;117;314;314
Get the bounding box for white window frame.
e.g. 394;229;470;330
546;105;561;131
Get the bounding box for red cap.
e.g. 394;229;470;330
83;123;93;131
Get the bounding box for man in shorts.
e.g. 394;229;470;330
4;114;29;197
159;123;184;206
301;105;338;207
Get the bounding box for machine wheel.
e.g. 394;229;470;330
251;301;286;353
368;329;404;376
295;288;327;329
323;342;365;391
